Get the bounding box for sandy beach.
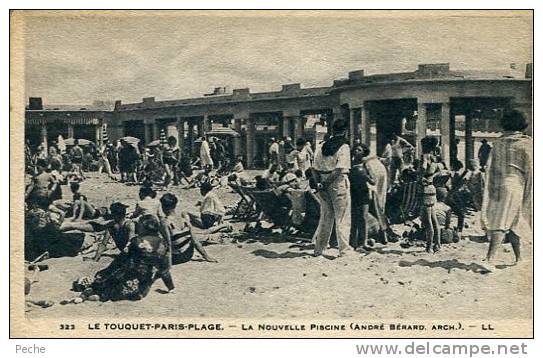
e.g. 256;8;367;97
25;173;533;321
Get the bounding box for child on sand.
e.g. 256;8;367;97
464;159;485;211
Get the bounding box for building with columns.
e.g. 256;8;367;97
26;63;532;168
25;98;114;149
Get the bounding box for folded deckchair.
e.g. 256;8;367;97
386;180;423;224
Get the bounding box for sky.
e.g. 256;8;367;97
22;11;533;105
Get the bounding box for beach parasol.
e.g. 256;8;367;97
147;139;161;147
119;136;140;145
64;138;92;146
159;129;167;146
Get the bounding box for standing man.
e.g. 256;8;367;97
478;139;492;171
70;139;86;180
350;145;376;250
304;140;314;166
97;143;115;180
310;119;353;258
278;137;286;166
163;136;180;185
268;137;279;166
295;138;311;174
382;134;413;188
199;136;214;170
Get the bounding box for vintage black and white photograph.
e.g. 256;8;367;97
11;10;533;338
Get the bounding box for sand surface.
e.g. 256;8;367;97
25;173;533;321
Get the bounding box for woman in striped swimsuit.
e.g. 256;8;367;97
419;136;442;253
159;193;218;265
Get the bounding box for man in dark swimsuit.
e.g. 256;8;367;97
92;202;136;260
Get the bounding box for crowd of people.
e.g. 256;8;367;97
24;109;532;304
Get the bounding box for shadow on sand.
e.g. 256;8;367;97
251;249;313;259
466;235;488;244
398;258;491;274
234;232;310;245
373;247;421;256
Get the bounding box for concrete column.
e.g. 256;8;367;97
144;124;152;144
203;115;210;133
233;115;244;159
332;107;342;124
246;118;256;168
152;122;160;141
349;108;358;147
41;124;48;150
440;102;451;167
95;125;101;146
281;116;290;138
176;116;184;152
360;105;371;146
67;124;74;139
293;116;304;142
416;101;428;157
197;116;208;137
465;113;474;164
325;113;332;134
233;136;241;158
514;102;533;136
234;118;242;132
187;122;195;156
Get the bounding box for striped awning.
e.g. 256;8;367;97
25;117;102;126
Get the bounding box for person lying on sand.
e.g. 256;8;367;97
66;182;108;221
60;202;136;261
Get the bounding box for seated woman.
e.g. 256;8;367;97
275;159;303;191
262;163;281;184
232;160;252;186
159;193;217;264
131;184;161;221
75;214;174;302
143;147;166;186
188;182;232;234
